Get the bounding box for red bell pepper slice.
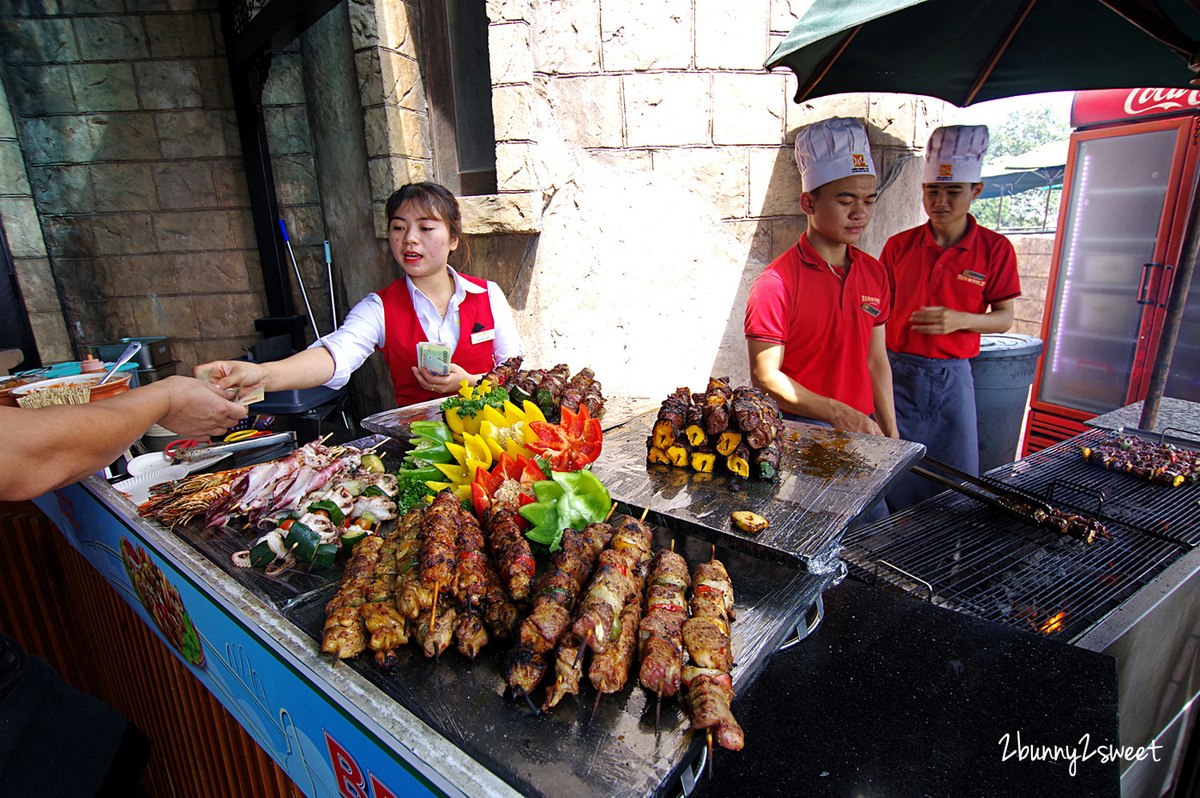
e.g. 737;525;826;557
526;406;603;471
471;457;540;520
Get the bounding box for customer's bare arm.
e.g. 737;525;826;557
0;376;247;501
194;347;336;401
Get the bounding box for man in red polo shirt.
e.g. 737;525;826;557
745;117;897;440
881;125;1021;512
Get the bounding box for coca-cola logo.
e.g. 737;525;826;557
1122;88;1200;116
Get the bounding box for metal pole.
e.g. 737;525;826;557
1139;128;1200;430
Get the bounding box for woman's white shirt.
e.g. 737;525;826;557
311;267;523;390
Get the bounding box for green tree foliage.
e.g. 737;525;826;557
975;101;1071;232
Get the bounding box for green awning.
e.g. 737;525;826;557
766;0;1200;106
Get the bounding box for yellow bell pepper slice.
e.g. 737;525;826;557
522;400;546;424
425;480;472;501
433;462;472;484
463;432;493;471
479;420;507;461
503;400;526;423
480;404;508;427
503;435;534;460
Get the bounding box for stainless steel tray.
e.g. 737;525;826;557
590;415;925;568
359;395;660;439
158;435;834;798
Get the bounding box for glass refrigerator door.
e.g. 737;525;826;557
1038;126;1182;415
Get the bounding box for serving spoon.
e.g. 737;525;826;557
100;341;142;384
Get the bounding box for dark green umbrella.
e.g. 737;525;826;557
765;0;1200;430
765;0;1200;106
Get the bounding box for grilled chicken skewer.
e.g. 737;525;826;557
484;498;536;602
360;508;422;668
682;557;743;752
320;535;385;658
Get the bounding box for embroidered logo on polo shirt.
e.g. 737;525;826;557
937;163;954;180
957;270;987;286
851;153;869;172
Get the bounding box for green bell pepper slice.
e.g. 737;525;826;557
410;420;454;444
518;470;610;552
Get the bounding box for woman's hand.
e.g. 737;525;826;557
194;360;268;402
412;361;474;396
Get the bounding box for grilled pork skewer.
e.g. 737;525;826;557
484;499;536;602
589;580;644;697
637;547;691;730
361;509;422;668
682;558;743;752
505;524;612;699
572;515;653;661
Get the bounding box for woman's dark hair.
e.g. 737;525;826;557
385;182;463;240
385;182;469;267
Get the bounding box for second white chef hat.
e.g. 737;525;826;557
923;125;989;184
794;117;876;193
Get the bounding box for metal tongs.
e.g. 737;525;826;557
909;456;1054;520
167;430;296;463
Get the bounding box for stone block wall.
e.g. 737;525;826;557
1008;232;1055;337
2;0;952;413
0;75;71;364
479;0;948;397
0;0;265;370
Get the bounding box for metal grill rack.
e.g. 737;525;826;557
842;427;1199;642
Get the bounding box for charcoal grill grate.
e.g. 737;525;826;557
843;428;1198;642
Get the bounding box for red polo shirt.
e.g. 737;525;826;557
744;234;890;416
881;215;1021;359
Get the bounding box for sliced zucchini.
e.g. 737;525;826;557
312;543;338;569
283;520;320;561
249;540;277;568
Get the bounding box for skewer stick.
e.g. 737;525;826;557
640;506;650;522
429;582;440;637
706;731;714;778
590;689;603;723
605;502;617;521
514;684;539;715
572;630;592;669
318;432;335;445
655;690;662;736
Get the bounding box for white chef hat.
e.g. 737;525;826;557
923;125;989;184
794;117;876;193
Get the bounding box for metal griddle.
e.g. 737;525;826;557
155;435;834;798
591;414;925;568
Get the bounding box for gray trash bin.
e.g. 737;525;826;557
970;333;1044;472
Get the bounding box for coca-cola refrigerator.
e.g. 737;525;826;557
1024;88;1200;453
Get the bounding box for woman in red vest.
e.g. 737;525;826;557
194;182;523;408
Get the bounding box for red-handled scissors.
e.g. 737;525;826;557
164;439;202;459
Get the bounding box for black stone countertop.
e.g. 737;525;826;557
690;578;1121;798
1087;397;1200;437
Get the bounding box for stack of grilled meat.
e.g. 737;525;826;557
320;496;745;751
647;378;782;480
480;357;605;422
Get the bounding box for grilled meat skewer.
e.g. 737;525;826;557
681;557;743;751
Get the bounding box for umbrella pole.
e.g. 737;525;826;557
1138;179;1199;430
